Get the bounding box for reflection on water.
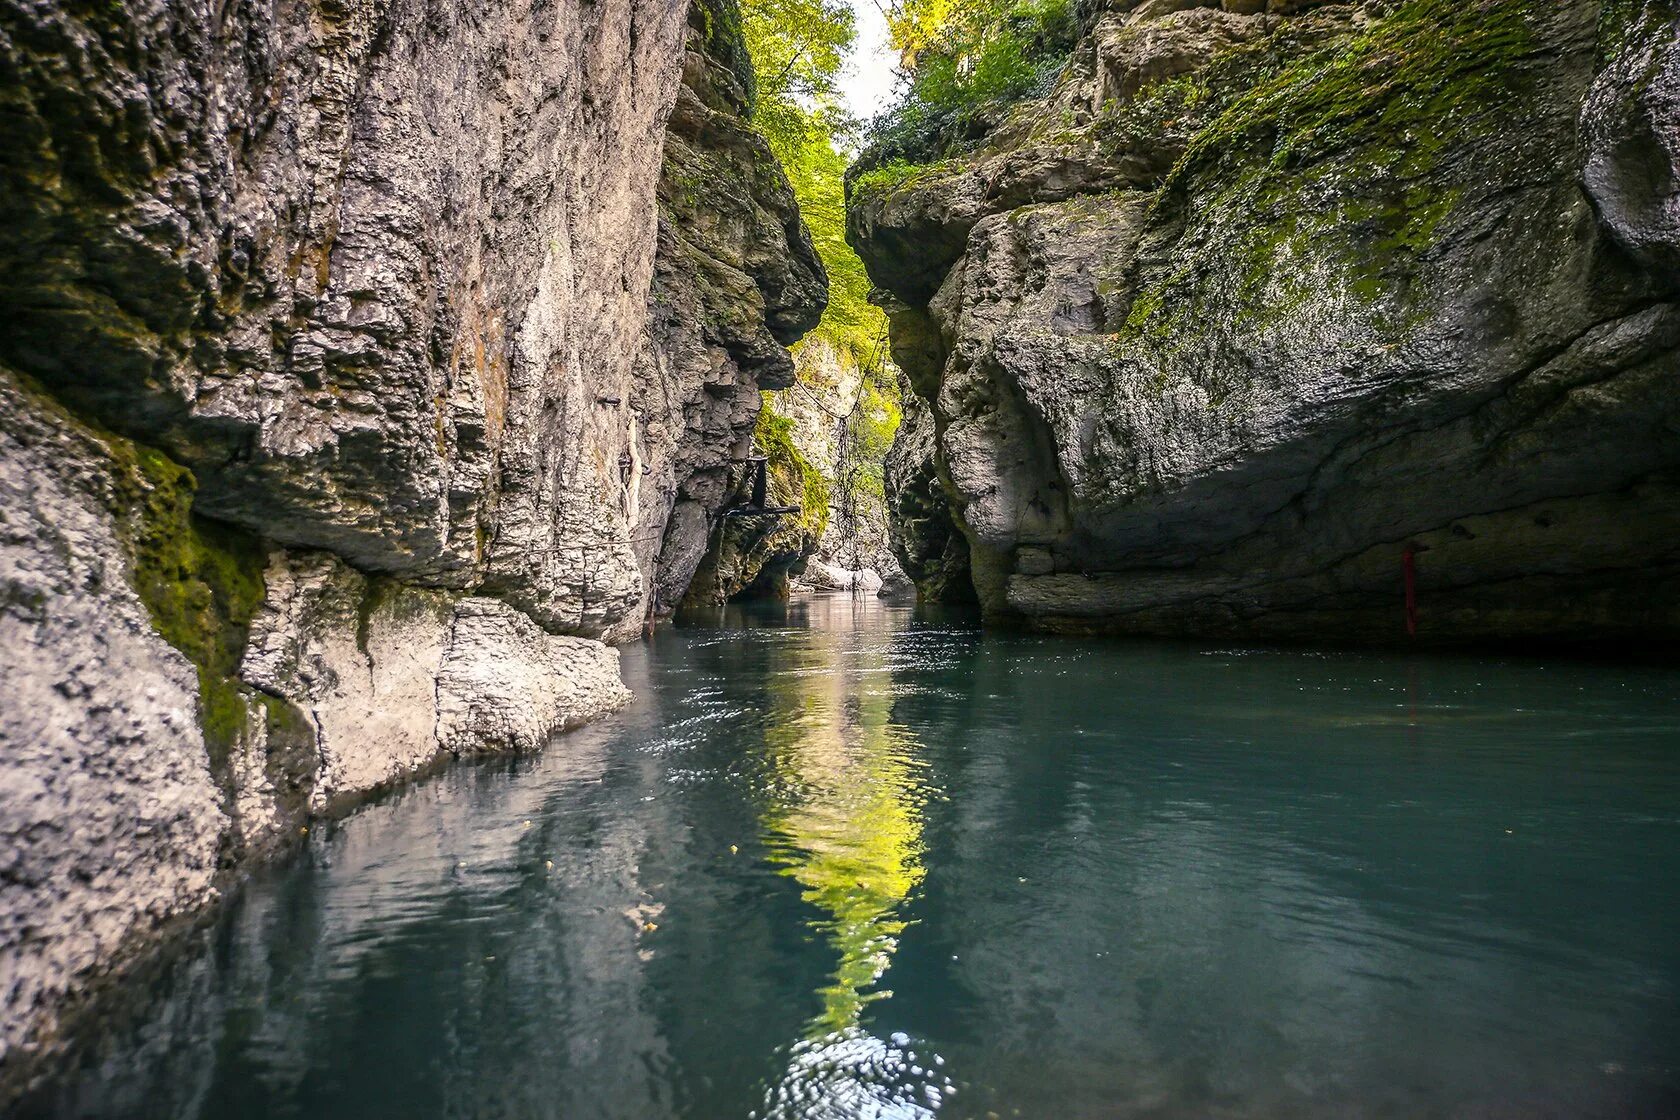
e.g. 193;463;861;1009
758;609;927;1030
753;599;947;1119
16;595;1680;1120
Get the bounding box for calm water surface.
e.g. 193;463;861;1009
23;596;1680;1119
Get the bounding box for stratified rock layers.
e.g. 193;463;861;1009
849;0;1680;642
0;0;821;1081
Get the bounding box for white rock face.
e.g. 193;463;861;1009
242;554;632;810
0;0;820;1084
241;553;456;809
0;376;225;1069
435;600;632;756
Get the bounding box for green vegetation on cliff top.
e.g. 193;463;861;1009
740;0;853;158
741;0;902;555
741;0;888;369
861;0;1077;170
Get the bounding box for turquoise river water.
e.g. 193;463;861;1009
19;595;1680;1119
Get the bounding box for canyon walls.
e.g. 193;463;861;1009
850;0;1680;643
643;3;828;610
0;0;822;1082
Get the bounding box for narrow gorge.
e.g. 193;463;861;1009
1;0;1677;1113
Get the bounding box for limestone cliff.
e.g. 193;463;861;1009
849;0;1680;643
883;378;976;602
0;0;822;1085
679;335;911;604
776;338;908;588
642;2;828;612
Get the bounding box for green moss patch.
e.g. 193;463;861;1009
108;438;270;775
1165;0;1537;194
1597;0;1675;65
695;0;758;105
1119;0;1542;347
756;406;831;541
847;159;958;205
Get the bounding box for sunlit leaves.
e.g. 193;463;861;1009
866;0;1077;163
740;0;891;371
741;0;857;159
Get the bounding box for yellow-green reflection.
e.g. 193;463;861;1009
757;623;928;1034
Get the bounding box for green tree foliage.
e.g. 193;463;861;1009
740;0;854;158
741;0;902;556
742;0;900;547
740;0;889;368
781;140;884;369
831;361;901;544
863;0;1077;168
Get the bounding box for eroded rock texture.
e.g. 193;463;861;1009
0;0;820;1082
639;5;827;615
0;376;226;1077
850;0;1680;642
883;378;975;603
768;337;910;593
4;0;685;632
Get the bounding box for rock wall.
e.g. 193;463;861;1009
773;338;907;583
849;0;1680;643
0;0;821;1086
638;3;827;614
883;376;975;602
0;377;229;1088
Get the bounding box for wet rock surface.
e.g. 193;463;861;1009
849;0;1680;642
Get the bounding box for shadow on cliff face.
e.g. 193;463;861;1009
638;0;830;627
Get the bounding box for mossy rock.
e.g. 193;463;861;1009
104;430;272;777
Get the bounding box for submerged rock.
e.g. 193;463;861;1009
849;0;1680;643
